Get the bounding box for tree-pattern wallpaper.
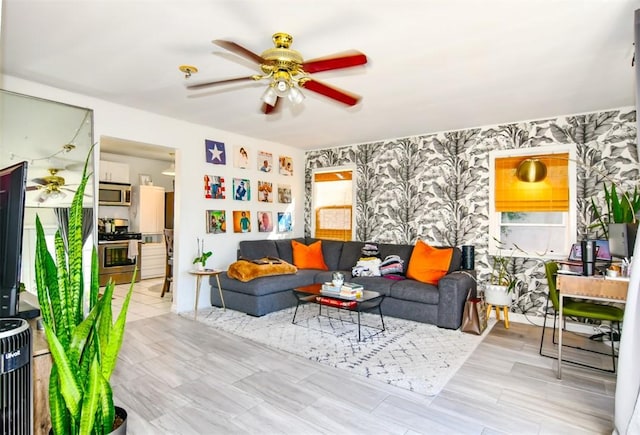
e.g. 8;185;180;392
305;108;638;318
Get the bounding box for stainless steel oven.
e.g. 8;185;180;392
98;240;141;286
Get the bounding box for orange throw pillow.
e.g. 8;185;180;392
291;240;329;270
406;240;453;285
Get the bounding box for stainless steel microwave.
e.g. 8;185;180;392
98;182;131;206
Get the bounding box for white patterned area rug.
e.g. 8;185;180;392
194;305;495;396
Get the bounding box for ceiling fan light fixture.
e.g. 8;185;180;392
261;86;278;106
38;188;66;203
274;79;290;97
287;86;305;105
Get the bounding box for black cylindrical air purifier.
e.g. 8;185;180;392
461;245;475;270
0;318;32;435
581;240;596;276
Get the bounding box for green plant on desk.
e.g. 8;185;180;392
590;183;640;238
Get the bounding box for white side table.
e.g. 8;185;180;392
189;269;225;319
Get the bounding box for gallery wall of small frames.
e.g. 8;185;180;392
202;139;295;234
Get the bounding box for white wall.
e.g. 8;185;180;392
2;75;305;313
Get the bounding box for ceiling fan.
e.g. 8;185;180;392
26;168;77;203
182;32;368;114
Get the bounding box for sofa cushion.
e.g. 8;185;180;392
306;238;343;270
338;241;365;270
292;240;329;270
274;237;305;264
239;239;278;260
390;279;440;305
349;276;394;296
406;240;453;285
227;258;297;282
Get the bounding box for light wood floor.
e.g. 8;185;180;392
111;280;617;434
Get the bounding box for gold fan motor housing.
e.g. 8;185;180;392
44;169;65;187
260;33;304;76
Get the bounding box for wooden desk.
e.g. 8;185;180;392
556;274;628;379
188;269;225;319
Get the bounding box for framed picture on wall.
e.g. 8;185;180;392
204;175;226;199
278;184;291;203
205;139;226;165
233;210;251;233
233;178;250;201
277;212;292;233
206;210;226;234
234;146;250;169
257;150;273;172
279;155;293;175
257;181;273;203
257;211;273;232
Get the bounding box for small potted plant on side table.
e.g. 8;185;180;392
193;238;212;270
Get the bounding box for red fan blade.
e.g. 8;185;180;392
301;79;361;106
262;97;281;114
302;50;367;73
213;40;265;64
186;76;255;90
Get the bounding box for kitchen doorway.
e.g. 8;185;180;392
98;136;176;295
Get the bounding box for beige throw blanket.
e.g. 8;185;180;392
227;257;297;282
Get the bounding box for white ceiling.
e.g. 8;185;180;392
1;0;638;153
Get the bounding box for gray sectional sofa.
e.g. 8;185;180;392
210;237;476;329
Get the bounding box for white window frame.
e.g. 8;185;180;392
488;144;577;259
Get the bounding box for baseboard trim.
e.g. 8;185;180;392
487;311;601;335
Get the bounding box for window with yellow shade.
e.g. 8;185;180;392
489;145;577;258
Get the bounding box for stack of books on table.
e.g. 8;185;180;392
321;283;341;293
321;282;364;298
340;282;363;298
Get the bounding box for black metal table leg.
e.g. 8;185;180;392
378;304;385;332
292;301;301;324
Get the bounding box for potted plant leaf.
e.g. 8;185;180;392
35;145;132;434
192;237;212;270
591;183;640;239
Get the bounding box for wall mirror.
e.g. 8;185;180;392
0;89;95;294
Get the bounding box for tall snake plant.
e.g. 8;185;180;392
35;146;134;434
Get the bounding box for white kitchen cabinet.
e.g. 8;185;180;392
141;242;166;279
131;185;165;234
99;160;130;183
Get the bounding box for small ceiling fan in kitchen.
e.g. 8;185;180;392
180;32;368;114
26;168;79;203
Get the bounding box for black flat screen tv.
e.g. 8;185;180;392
0;161;28;317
